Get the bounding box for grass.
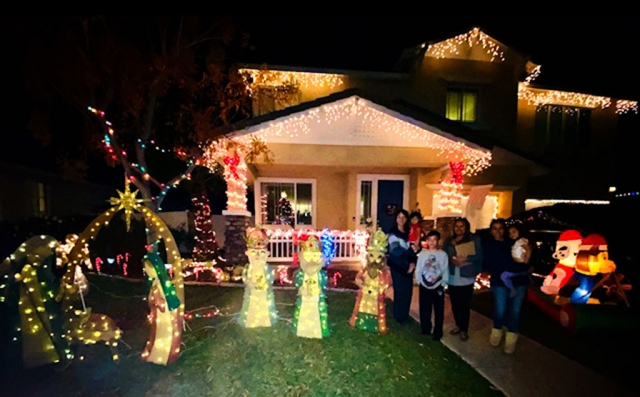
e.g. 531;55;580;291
470;289;640;396
0;274;503;397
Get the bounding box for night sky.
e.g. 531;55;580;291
2;16;639;190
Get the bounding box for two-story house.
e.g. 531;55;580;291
219;27;636;235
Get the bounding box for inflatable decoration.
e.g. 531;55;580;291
292;233;331;338
541;230;581;295
238;226;278;328
349;228;391;334
531;231;633;333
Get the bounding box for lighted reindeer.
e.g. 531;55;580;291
56;234;123;361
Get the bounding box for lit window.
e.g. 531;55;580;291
446;89;477;122
256;178;315;228
35;182;46;216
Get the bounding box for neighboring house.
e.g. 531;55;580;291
0;161;114;222
238;26;638;210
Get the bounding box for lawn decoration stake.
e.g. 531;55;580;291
349;228;391;334
238;226;278;328
292;233;331;338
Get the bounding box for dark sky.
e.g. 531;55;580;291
2;16;638;188
234;16;640;101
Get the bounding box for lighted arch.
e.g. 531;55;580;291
59;180;185;365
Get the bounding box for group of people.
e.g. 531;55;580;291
386;210;533;353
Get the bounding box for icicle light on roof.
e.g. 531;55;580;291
425;27;506;62
239;69;345;94
232;97;492;176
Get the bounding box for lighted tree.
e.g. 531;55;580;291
191;191;218;262
14;16;253;211
278;194;294;226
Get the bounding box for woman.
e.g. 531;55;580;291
386;209;418;324
483;219;530;354
442;217;483;341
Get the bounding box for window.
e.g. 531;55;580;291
34;182;47;216
359;181;373;226
446;88;477;122
534;105;591;152
252;87;301;116
255;178;315;229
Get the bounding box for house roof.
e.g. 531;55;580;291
394;26;538;73
239;63;408;80
211;87;549;171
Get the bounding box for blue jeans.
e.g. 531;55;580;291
491;285;527;333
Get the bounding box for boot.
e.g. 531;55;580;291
489;328;503;347
504;332;518;354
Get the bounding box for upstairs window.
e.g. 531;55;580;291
534;105;591;152
446;88;477;122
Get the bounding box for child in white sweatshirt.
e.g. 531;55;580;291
415;230;449;341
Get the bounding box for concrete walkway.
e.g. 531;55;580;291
391;286;635;397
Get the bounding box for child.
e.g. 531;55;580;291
408;211;422;249
415;230;449;341
501;224;531;297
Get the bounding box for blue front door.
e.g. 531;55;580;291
377;180;404;234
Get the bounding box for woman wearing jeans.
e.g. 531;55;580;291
482;218;530;354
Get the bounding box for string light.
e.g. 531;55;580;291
200;138;249;211
239;68;345;94
233;96;492;176
437;162;464;213
614;191;639;198
524;199;609;211
425;27;505;62
192;194;219;262
616;100;638;114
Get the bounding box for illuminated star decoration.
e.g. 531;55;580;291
109;179;148;231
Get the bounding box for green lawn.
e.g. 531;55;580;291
1;274;503;397
470;290;640;396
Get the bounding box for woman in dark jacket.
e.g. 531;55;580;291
386;209;418;323
442;217;483;341
483;218;530;354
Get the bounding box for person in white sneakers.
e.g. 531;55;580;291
415;230;449;341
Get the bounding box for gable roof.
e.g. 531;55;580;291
210;87;549;171
394;26;537;72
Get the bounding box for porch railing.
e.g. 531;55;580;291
265;229;370;263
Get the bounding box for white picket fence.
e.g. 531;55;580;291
265;229;370;263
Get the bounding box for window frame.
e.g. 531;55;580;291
254;177;317;230
534;104;591;152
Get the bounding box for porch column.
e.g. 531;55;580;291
222;210;251;268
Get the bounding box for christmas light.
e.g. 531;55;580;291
616;100;638;114
425;27;505;62
238;227;278;328
200;138;249;211
349;228;390;334
239;68;345;94
524;199;610;210
292;235;330;338
614;191;639;198
518;83;612;109
192;194;219;262
320;228;337;265
437;162;464;213
234;96;491;176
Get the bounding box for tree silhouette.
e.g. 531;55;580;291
13;16;253;211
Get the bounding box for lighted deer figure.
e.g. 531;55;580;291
56;234;123;361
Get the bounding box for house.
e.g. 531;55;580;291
0;161;114;222
238;26;638;208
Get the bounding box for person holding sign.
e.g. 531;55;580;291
442;217;484;341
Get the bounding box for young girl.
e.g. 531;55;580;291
501;224;532;297
408;211;423;249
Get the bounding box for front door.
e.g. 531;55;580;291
357;175;409;234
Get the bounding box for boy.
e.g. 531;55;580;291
415;230;449;341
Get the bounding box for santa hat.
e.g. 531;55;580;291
557;230;583;243
579;234;607;251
